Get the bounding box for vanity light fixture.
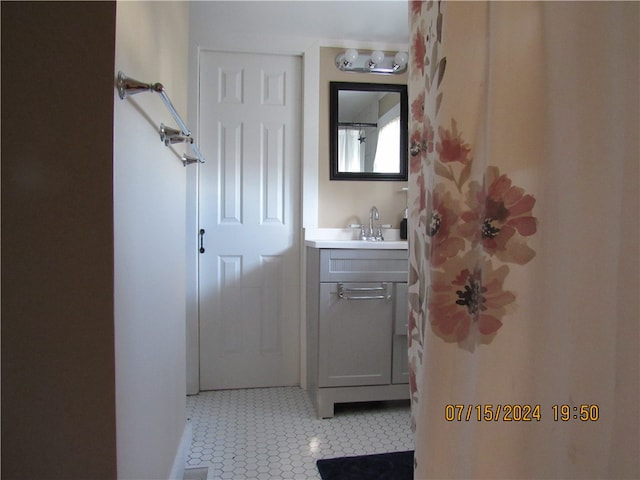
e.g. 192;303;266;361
335;49;408;75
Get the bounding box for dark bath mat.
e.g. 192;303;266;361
316;450;414;480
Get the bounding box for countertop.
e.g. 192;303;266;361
304;228;408;250
304;239;408;249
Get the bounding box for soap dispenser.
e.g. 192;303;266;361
400;208;408;240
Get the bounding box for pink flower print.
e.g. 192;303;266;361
416;172;427;213
411;91;425;123
459;167;537;264
410;1;423;17
428;184;465;267
428;253;515;347
436;119;472;165
412;28;427;77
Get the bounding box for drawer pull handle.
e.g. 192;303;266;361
342;295;388;300
337;283;390;300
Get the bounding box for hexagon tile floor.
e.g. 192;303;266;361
185;386;413;480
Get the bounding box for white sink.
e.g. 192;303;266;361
304;239;408;250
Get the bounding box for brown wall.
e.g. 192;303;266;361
1;2;118;478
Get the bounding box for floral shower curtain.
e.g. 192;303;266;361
407;2;638;478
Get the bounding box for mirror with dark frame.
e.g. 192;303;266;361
330;81;408;181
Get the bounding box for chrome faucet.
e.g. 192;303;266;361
359;206;384;241
369;206;379;235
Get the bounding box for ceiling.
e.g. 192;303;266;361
192;1;409;45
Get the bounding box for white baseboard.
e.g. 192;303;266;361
169;419;193;480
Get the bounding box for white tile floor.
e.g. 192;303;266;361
185;387;413;480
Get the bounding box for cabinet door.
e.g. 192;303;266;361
392;283;410;384
318;282;392;387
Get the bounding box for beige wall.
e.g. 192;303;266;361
114;1;189;479
318;47;409;228
1;3;118;478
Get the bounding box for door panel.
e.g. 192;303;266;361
318;283;393;387
392;283;409;384
198;51;301;390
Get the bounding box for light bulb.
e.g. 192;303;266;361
339;49;359;69
344;49;358;63
393;51;409;70
370;50;385;67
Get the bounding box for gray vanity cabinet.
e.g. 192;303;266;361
306;247;410;418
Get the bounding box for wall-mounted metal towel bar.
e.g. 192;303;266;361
116;71;205;166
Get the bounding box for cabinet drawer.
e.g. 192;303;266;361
319;249;408;283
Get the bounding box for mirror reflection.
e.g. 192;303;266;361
330;82;407;181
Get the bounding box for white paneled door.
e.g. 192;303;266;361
198;51;301;390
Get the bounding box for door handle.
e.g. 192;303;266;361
199;229;205;254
